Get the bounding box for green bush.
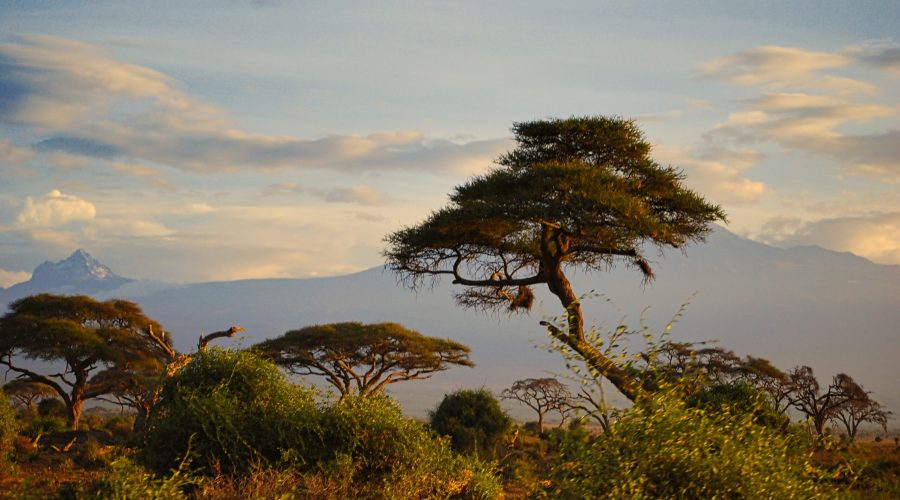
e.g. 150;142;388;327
307;395;501;498
546;391;829;499
140;348;319;475
687;381;788;429
23;415;68;437
0;390;17;465
430;388;511;456
37;397;67;418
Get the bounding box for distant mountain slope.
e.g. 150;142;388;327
130;227;900;417
1;229;897;419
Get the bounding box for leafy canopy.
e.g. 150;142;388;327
385;116;725;400
0;294;172;429
254;321;473;397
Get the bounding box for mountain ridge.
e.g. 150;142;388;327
0;229;897;419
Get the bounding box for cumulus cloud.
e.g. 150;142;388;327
0;268;31;288
757;212;900;265
655;144;768;203
16;189;96;227
0;35;508;175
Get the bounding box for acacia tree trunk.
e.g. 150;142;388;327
68;398;84;431
537;225;642;402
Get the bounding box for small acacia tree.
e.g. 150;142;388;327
254;322;473;398
0;294;172;430
502;378;572;432
788;366;866;437
385;116;725;401
829;383;892;441
2;379;58;414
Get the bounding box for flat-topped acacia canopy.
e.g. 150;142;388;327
385;116;726;401
254;321;473;398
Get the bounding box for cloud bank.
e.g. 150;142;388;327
0;35;508;176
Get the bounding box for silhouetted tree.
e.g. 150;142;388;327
830;385;892;441
502;378;572;432
788;367;866;436
385;116;725;401
0;294;171;429
2;379;57;414
255;322;473;398
738;356;794;414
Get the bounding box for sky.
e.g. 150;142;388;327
1;0;899;286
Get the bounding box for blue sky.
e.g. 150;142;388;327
1;1;898;285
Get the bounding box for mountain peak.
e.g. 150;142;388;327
29;249;130;289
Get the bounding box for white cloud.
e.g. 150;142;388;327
699;45;900;182
700;45;873;94
0;268;31;288
16;189;96;227
654;144;768;204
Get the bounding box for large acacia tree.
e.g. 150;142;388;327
385;116;725;401
254;321;473;398
0;294;173;429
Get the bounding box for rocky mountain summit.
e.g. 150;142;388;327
0;249;132;305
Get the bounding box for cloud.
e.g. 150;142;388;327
846;41;900;74
654;144;768;203
700;45;900;182
757;212;900;265
111;162;172;189
16;189;96;227
699;45;873;94
263;182;390;205
0;268;31;288
0;35;508;175
0;139;34;176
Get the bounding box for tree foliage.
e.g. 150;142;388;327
254;322;473;398
385;116;725;401
2;379;58;413
0;294;172;429
430;388;511;456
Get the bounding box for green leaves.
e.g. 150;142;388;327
254;322;473;398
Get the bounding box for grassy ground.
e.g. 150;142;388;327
1;426;898;498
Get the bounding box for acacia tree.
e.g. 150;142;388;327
828;379;892;441
2;379;57;414
0;294;173;430
254;322;473;398
502;378;572;432
738;356;794;414
385;116;725;401
788;366;869;436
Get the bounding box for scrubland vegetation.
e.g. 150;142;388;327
1;117;896;497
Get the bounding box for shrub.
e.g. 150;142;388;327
687;381;788;429
37;397;67;418
308;395;501;498
0;390;17;466
23;415;68;437
430;388;511;456
546;391;830;498
140;348;319;475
